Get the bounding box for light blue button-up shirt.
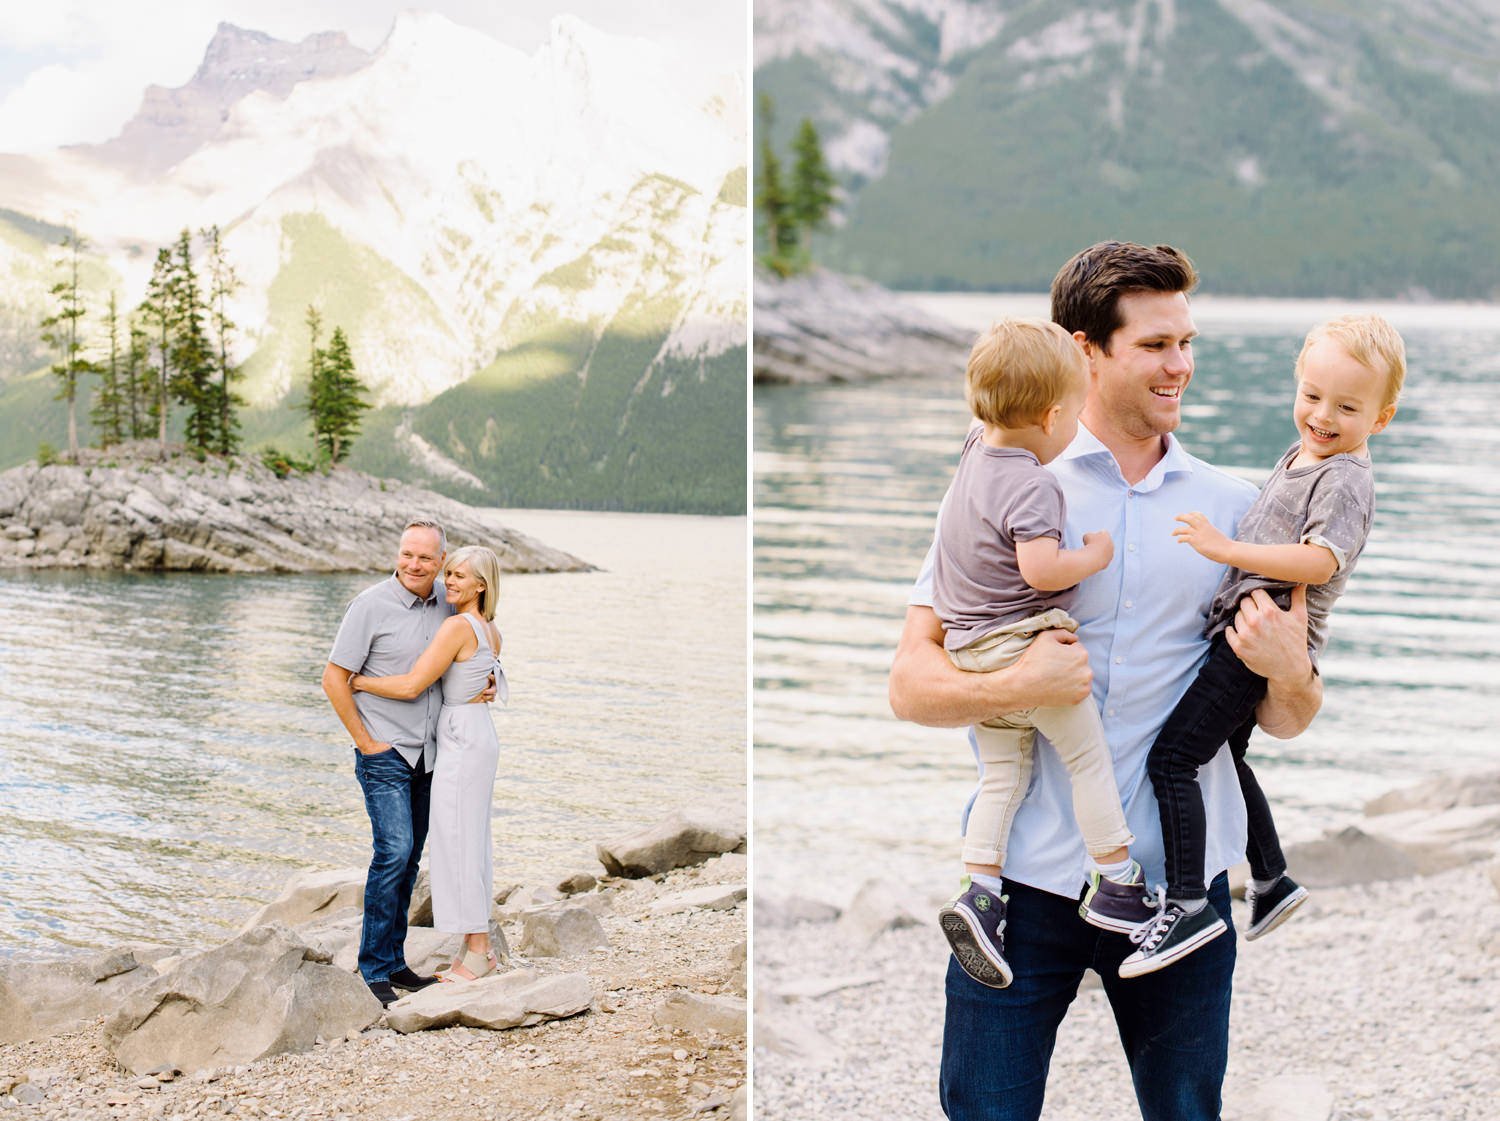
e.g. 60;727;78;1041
912;424;1259;896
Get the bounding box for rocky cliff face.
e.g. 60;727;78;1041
0;448;589;574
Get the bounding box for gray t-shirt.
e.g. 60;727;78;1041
1207;441;1375;659
329;574;451;771
933;426;1075;650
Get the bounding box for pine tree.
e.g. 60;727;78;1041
755;94;799;276
125;319;150;441
90;291;126;447
790;118;838;258
200;225;243;454
307;324;370;465
38;232;97;460
167;229;215;455
140;248;176;455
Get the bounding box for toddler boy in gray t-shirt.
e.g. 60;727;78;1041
933;319;1142;990
1120;314;1405;980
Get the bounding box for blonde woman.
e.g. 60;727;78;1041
351;545;508;981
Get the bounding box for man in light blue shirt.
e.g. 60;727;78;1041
890;242;1323;1121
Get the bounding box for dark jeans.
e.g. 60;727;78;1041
940;876;1235;1121
353;747;431;982
1147;635;1287;901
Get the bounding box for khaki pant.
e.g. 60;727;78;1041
949;609;1134;867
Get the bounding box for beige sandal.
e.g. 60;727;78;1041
439;947;497;982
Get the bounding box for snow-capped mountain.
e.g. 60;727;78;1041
0;13;748;512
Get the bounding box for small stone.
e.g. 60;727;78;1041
12;1085;43;1106
673;1049;689;1061
136;1076;161;1091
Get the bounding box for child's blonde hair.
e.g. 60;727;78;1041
1296;314;1406;409
444;545;501;621
966;318;1088;428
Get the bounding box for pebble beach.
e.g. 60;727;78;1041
754;771;1500;1121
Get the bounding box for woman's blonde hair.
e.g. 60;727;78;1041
444;545;501;620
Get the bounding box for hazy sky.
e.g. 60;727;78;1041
0;1;747;153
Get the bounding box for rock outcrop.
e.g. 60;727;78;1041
102;925;382;1075
753;268;972;385
596;807;746;878
383;969;592;1034
0;448;590;573
0;948;158;1044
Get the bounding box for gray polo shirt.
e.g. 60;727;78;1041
329;574;452;771
1207;441;1375;661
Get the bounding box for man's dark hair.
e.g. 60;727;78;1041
1050;242;1198;354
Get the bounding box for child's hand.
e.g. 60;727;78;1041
1173;512;1233;563
1081;530;1114;572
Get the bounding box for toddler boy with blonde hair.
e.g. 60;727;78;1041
1121;314;1404;977
934;318;1142;988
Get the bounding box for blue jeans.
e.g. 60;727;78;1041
940;875;1235;1121
353;747;431;982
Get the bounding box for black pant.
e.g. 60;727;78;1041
1147;634;1288;901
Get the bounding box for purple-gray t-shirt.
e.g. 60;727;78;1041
933;426;1075;651
1207;441;1375;660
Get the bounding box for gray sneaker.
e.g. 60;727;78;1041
1079;864;1157;933
938;876;1013;989
1245;874;1308;940
1118;902;1227;979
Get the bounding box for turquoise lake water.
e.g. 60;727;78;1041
0;511;746;956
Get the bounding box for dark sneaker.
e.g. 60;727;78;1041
1245;874;1308;940
1118;902;1227;979
366;980;398;1007
938;877;1014;989
1078;865;1158;933
388;966;439;992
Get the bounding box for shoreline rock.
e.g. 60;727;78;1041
0;445;592;573
753;267;972;386
0;808;748;1118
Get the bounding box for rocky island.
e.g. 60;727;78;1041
753;268;972;386
0;445;590;574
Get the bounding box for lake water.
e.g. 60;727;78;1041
753;296;1500;901
0;510;746;958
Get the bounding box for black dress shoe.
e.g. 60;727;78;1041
367;980;398;1006
388;966;439;992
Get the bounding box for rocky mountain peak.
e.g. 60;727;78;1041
98;22;371;174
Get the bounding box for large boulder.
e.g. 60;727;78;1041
384;969;591;1034
835;880;924;946
0;948;157;1043
518;904;609;957
240;868;365;931
1364;769;1500;816
102;925;382;1075
595;808;746;878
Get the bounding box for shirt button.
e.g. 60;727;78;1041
1127;491;1135;498
1127;543;1137;552
1108;708;1119;717
1114;656;1124;665
1124;600;1134;609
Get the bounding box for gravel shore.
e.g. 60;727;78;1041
755;801;1500;1120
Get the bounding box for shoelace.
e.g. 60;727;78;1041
1127;886;1171;949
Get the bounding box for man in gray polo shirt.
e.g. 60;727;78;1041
322;519;451;1006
